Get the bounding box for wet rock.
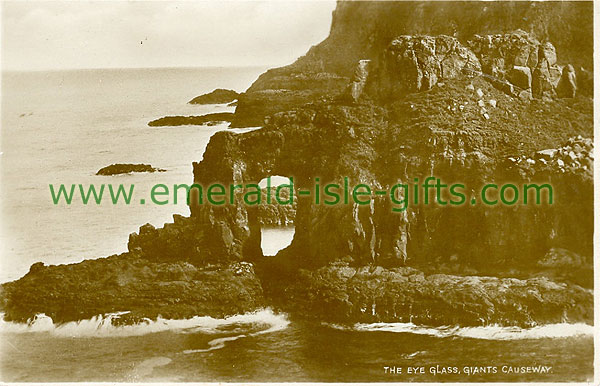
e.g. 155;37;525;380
268;264;592;326
0;255;266;324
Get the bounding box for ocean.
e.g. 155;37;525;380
0;67;593;382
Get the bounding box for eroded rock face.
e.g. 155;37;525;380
557;64;577;98
379;35;481;98
467;30;564;98
0;254;265;324
187;76;593;278
348;59;371;102
468;30;541;80
233;2;593;127
262;263;593;327
1;2;593;327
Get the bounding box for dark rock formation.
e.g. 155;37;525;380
0;254;264;324
348;59;371;102
96;163;165;175
536;248;592;288
257;187;296;226
128;214;245;266
0;1;594;328
378;35;480;99
188;89;240;104
148;112;234;127
260;262;592;327
190;75;593;269
469;31;547;81
508;66;532;91
556;64;577;98
233;1;593;127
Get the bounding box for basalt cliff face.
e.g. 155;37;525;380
231;0;593;127
0;1;593;328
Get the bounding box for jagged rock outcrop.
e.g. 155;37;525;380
257;187;296;225
556;64;577;98
348;59;371;102
378;35;481;98
128;213;249;266
468;31;543;80
260;262;592;326
233;1;593;127
467;31;567;99
0;254;264;324
189;75;593;273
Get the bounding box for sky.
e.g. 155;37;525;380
1;0;337;71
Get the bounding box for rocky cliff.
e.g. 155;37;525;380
232;1;593;127
0;1;593;328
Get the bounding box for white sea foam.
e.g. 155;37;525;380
0;308;289;338
328;322;593;340
182;309;290;354
129;356;173;380
227;126;263;134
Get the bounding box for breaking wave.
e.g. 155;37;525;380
328;322;593;340
0;308;289;338
182;311;290;354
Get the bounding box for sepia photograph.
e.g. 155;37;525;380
0;0;596;383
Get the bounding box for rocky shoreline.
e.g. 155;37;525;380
0;1;593;328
